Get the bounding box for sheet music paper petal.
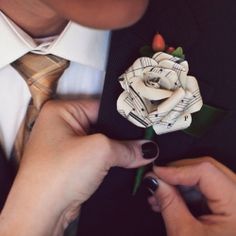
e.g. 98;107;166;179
117;52;203;135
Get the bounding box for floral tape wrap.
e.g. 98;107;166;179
117;52;203;135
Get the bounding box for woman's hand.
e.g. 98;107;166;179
0;100;158;236
146;157;236;236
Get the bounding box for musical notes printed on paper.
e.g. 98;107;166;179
117;52;203;135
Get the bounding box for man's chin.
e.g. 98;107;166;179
41;0;149;29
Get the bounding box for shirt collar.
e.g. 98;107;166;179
0;11;111;71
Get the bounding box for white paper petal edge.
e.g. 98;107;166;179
117;52;203;135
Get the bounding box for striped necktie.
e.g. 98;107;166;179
11;53;70;162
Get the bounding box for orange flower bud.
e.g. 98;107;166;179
152;33;165;52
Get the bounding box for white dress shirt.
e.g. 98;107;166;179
0;11;111;157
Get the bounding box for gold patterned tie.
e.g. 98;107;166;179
11;53;70;162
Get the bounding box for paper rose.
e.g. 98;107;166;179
117;52;203;135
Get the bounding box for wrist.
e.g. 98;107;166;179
0;165;82;236
0;200;81;236
0;196;61;236
52;201;81;236
0;174;62;236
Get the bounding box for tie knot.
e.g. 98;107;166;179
11;53;70;109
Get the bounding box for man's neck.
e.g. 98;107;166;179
0;0;68;38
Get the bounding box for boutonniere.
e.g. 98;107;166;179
116;33;227;194
117;45;203;135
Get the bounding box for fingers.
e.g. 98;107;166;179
88;134;159;169
145;176;199;236
34;99;100;137
168;157;236;183
60;99;100;135
153;162;236;215
109;139;159;168
68;99;100;125
29;98;160;173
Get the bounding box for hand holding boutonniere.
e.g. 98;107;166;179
116;33;227;194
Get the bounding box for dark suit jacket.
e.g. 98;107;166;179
0;146;14;210
0;1;235;235
76;0;236;235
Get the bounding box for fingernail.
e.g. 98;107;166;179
143;177;159;194
142;142;159;159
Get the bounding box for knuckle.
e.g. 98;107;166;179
120;142;136;167
42;101;81;120
63;102;83;118
92;133;110;145
91;133;113;155
126;143;137;163
40;100;58;116
158;189;177;211
90;133;114;168
201;156;216;164
198;161;216;173
41;100;54;111
42;100;65;111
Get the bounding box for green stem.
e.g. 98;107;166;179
132;127;155;195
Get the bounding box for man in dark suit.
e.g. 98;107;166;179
77;0;236;235
1;0;236;235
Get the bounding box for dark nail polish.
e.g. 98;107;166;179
143;177;159;193
142;142;159;159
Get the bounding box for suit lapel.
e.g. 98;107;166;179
95;29;147;139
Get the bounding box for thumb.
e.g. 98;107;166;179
109;140;159;168
153;163;236;215
145;176;197;236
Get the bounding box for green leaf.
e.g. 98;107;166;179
171;47;185;59
184;104;228;137
139;45;155;57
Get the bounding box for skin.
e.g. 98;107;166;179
147;157;236;236
0;1;236;236
0;1;151;235
42;0;149;29
0;100;157;236
0;0;68;37
0;0;149;37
